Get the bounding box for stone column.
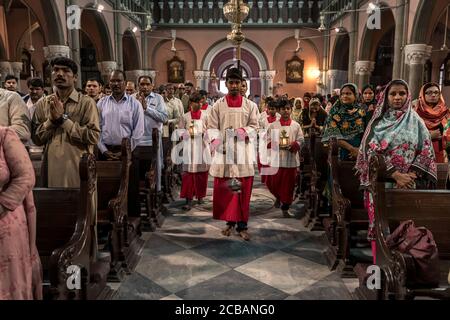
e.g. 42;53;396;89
202;71;211;92
259;70;276;97
194;70;204;90
354;61;375;89
193;70;210;90
10;62;23;91
348;0;358;83
404;44;432;100
114;0;123;69
97;61;118;84
43;45;71;61
125;70;145;85
393;0;405;79
68;0;82;88
327;69;339;93
141;31;149;70
0;62;11;82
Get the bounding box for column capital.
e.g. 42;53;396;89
141;69;157;83
43;45;71;61
0;62;12;76
404;44;432;65
327;69;339;79
193;70;207;80
354;61;375;75
97;61;118;76
10;62;23;74
259;70;276;80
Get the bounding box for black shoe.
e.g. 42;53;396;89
197;198;205;205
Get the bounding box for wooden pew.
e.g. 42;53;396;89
140;128;165;229
302;131;330;229
354;155;450;300
128;128;163;235
96;138;132;281
323;138;371;276
437;163;449;189
34;153;112;300
161;122;177;203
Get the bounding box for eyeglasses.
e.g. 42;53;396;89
425;91;440;96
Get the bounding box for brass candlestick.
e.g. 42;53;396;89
188;120;195;138
279;129;290;149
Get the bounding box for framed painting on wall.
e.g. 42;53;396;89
286;56;304;83
167;56;185;83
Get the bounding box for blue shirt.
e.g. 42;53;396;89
136;92;168;146
97;93;145;153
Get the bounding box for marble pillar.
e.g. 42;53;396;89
259;70;276;97
0;61;11;82
404;44;432;100
97;61;118;84
354;61;375;89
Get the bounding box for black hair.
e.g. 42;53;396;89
199;90;208;97
138;75;152;84
27;77;44;88
185;82;194;87
422;82;440;94
189;92;202;103
5;74;18;82
51;57;78;75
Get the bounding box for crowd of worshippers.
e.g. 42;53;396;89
0;55;447;299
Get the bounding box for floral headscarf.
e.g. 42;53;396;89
356;80;437;188
322;83;366;142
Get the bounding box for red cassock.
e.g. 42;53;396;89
213;177;254;223
265;167;298;205
180;171;209;200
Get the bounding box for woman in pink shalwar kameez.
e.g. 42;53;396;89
0;127;42;300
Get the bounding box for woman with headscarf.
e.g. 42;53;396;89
413;82;450;163
322;83;367;160
361;84;377;120
291;97;303;124
300;97;328;137
356;80;437;263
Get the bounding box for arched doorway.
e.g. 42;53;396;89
122;30;141;72
209;47;260;96
359;4;396;86
80;5;114;84
202;40;268;96
329;33;350;89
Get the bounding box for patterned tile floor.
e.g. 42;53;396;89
112;178;359;300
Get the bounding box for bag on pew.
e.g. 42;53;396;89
386;220;440;287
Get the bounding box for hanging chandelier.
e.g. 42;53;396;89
223;1;250;68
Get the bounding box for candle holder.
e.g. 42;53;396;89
188;120;196;138
279;129;290;149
